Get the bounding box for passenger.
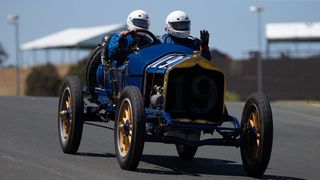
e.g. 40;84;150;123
161;10;211;60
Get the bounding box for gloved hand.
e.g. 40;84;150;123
200;30;209;51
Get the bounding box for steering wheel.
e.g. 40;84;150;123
122;29;159;51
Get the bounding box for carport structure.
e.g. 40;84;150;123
266;22;320;58
21;23;126;65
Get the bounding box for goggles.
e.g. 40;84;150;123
132;18;149;29
169;21;190;31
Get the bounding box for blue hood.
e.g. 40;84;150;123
127;44;193;76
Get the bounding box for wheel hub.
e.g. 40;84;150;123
59;90;72;141
247;110;261;160
124;119;130;136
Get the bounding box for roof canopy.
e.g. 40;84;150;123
21;23;126;50
266;22;320;42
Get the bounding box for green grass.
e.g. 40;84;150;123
225;91;240;102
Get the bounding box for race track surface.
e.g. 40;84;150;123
0;96;319;180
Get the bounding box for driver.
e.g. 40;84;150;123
97;9;156;91
104;9;156;67
161;10;211;61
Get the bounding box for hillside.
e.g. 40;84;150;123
0;65;70;96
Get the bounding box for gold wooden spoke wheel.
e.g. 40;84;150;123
248;109;261;160
117;99;133;157
240;93;273;177
58;75;84;154
59;88;72;142
114;86;145;170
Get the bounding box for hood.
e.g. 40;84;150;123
145;53;191;74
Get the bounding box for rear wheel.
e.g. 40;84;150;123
114;86;145;170
240;93;273;177
86;45;102;88
58;75;84;154
176;144;198;160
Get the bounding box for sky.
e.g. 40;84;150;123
1;0;320;66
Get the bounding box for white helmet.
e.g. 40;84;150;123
127;10;150;31
165;10;190;38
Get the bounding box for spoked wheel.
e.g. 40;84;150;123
114;86;145;170
86;45;102;88
240;93;273;177
118;99;133;157
58;75;84;154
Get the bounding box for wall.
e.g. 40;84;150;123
214;57;320;101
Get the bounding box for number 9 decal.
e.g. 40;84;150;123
190;76;217;114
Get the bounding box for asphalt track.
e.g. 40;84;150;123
0;96;319;180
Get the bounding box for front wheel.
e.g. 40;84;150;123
240;93;273;177
114;86;145;170
58;75;84;154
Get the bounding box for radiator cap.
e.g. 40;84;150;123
193;51;201;56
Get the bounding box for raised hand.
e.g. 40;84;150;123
200;30;209;51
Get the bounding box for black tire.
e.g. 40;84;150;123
58;75;84;154
86;45;102;88
240;93;273;177
114;86;145;170
176;144;198;160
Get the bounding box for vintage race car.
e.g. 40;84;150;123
58;29;273;177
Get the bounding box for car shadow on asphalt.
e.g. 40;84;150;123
138;154;304;180
138;154;245;176
76;152;116;158
84;122;114;131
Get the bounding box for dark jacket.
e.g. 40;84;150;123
108;31;153;66
161;34;211;60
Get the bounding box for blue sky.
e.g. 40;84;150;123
1;0;320;65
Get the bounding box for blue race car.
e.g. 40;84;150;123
58;29;273;178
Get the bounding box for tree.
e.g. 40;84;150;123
66;57;87;86
0;43;8;67
25;63;62;96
